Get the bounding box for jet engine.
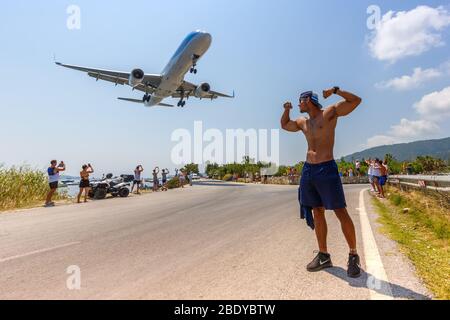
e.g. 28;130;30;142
129;68;144;86
194;83;211;98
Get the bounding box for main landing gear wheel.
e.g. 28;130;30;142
143;94;151;103
177;100;186;107
189;67;197;74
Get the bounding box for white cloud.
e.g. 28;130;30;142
365;86;450;149
365;135;397;148
369;6;450;63
363;118;440;148
375;67;441;90
414;86;450;119
390;118;439;138
364;118;439;148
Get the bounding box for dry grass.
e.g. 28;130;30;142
372;185;450;299
0;165;69;212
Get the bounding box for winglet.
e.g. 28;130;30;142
232;90;235;98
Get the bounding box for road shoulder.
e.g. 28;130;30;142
363;190;432;300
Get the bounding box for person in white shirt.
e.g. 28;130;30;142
45;160;66;207
366;159;376;192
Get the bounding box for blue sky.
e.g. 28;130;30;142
1;1;449;176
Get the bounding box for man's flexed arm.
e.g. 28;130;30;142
281;102;302;132
323;88;362;117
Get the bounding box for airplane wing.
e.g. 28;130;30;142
55;62;162;92
172;80;234;99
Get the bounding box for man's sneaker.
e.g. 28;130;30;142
307;251;333;272
347;254;362;278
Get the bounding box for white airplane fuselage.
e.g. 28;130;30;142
146;31;212;106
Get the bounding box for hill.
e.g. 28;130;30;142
343;137;450;162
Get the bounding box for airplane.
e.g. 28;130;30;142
55;30;234;108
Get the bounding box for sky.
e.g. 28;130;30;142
0;0;449;177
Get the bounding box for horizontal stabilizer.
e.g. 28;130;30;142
157;102;174;107
117;97;142;104
117;97;174;107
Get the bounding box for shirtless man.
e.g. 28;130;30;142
281;87;362;278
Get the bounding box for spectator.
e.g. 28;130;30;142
131;165;144;194
45;160;66;207
355;160;361;177
77;164;94;203
152;167;160;192
366;159;376;192
378;160;387;198
188;171;193;186
161;169;169;191
348;168;354;177
372;159;383;198
179;170;186;188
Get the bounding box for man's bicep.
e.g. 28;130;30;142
282;120;301;132
332;101;353;117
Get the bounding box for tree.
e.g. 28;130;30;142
183;163;199;175
205;163;219;177
413;156;446;173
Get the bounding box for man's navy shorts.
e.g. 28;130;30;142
299;160;347;210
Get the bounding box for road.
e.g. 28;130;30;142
0;181;431;299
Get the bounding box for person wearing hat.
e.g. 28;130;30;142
280;87;363;278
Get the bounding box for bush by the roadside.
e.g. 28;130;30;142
222;174;233;181
166;176;180;189
0;165;68;211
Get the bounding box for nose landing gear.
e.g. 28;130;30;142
189;54;200;74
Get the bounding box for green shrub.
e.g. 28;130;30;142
390;194;404;206
167;176;180;189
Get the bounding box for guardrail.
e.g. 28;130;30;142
388;175;450;192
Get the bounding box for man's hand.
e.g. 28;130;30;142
283;101;293;110
323;88;334;99
281;102;302;133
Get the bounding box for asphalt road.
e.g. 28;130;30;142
0;181;431;299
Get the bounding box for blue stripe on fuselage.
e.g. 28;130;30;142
169;31;200;62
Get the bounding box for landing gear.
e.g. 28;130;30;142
143;94;151;103
189;54;200;74
177;90;187;107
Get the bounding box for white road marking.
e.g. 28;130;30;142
0;242;80;263
358;188;393;300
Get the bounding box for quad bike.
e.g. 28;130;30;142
89;174;131;200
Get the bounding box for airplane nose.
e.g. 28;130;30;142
202;32;212;44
